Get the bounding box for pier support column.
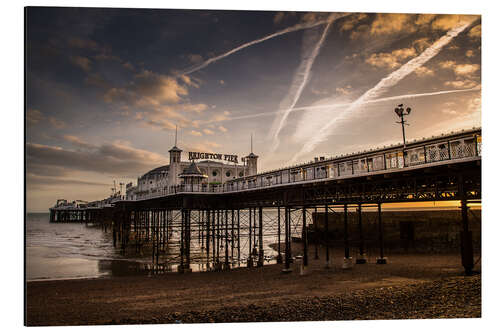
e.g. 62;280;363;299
300;206;309;275
247;207;253;267
282;206;292;273
224;210;230;270
343;204;353;269
356;203;367;264
324;204;331;269
376;203;387;264
314;206;319;260
216;210;220;270
231;209;235;266
206;210;210;269
237;209;241;265
460;199;474;275
257;206;264;267
459;174;474;275
185;209;191;272
277;206;283;264
179;209;185;272
212;210;216;268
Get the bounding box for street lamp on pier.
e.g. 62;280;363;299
394;104;412;148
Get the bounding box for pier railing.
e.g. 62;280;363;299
130;129;481;201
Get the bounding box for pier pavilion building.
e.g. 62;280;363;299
125;142;258;200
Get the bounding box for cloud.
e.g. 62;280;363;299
84;73;111;89
187;54;203;64
67;37;100;51
412;38;432;53
454;64;480;76
370;14;412;35
439;61;480;77
469;24;481;38
27;108;44;124
339;13;368;32
69;55;92;72
26;141;169;186
432;15;478;31
291;19;475;162
415;14;437;26
365;47;417;69
184;141;222;152
414;66;434;77
444;80;479;89
190;130;202;137
439;60;456;69
218;125;228;133
268;14;346;151
48;117;67;129
336;85;352;95
203;129;215;135
179;15;335;76
103;70;191;108
273;12;296;25
63;135;97;149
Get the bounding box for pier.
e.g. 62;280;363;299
49;128;481;275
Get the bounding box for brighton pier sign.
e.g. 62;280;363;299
188;151;239;163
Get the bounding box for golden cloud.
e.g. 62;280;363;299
370;14;412;35
431;14;478;30
469;24;481;38
69;55;92;72
365;47;416;69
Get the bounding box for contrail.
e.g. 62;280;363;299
201;87;479;124
290;19;477;163
179;17;337;76
268;13;348;151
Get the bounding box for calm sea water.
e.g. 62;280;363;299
26;213;155;281
25;212;281;281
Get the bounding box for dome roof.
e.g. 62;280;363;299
141;165;169;178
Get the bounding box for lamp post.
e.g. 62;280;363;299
394;104;412;148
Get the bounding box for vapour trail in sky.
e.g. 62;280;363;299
202;87;479;124
179;17;336;76
268;13;348;152
290;19;477;163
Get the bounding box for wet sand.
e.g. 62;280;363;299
26;246;481;326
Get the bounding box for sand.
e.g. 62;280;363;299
25;246;481;326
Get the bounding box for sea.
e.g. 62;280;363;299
26;212;280;281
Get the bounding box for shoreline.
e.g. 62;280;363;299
26;249;481;326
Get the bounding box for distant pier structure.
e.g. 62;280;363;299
49;128;481;275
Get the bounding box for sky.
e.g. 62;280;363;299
26;7;481;212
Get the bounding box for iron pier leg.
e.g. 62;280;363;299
282;206;292;273
343;204;353;269
356;204;366;264
314;206;319;260
185;209;191;272
376;203;387;264
258;206;264;267
324;204;331;268
247;207;253;267
277;206;283;264
301;206;308;275
459;174;474;275
231;210;234;265
237;209;240;265
206;210;210;269
216;210;220;268
224;210;229;270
